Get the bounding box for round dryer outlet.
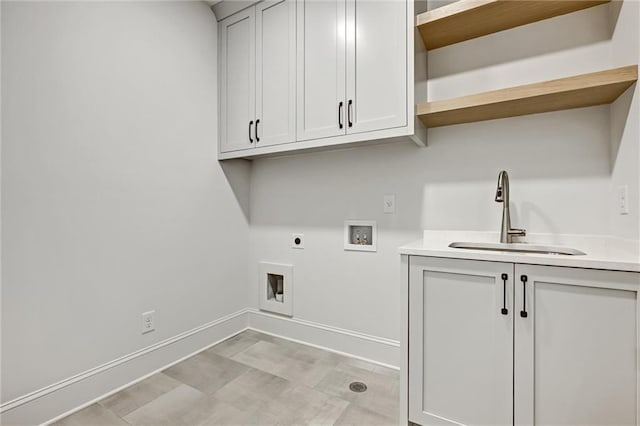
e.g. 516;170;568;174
291;233;304;249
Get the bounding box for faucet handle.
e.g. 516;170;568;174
508;228;527;237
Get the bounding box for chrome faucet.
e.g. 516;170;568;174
495;170;526;243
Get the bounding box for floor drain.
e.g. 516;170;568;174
349;381;367;393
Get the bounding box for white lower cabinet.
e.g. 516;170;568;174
408;256;639;426
514;264;638;426
409;257;514;426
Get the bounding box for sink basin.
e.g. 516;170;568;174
448;242;586;256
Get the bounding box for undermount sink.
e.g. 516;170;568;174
448;241;586;256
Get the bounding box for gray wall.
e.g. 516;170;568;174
1;1;250;403
248;1;640;342
1;0;638;414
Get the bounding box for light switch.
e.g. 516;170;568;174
141;311;155;334
383;195;396;214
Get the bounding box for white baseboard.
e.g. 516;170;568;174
1;308;400;426
0;309;250;426
247;308;400;369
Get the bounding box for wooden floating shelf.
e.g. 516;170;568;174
417;0;611;50
417;65;638;128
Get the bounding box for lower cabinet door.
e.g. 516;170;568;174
409;257;514;426
514;265;639;426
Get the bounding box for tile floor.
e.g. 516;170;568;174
53;330;400;425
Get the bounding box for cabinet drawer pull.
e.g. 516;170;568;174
338;101;344;129
249;120;254;143
348;99;353;128
500;273;508;315
255;119;260;142
520;275;528;318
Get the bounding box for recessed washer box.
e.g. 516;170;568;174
344;220;377;252
259;262;293;316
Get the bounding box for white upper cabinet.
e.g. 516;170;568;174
296;0;347;142
219;8;255;153
345;0;406;134
255;0;296;147
297;0;408;141
216;0;417;159
219;0;295;153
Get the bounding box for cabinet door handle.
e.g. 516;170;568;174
520;275;528;318
249;120;254;143
338;101;344;129
500;273;508;315
348;99;353;128
255;119;260;143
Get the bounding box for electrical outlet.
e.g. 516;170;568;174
618;185;630;215
383;194;396;213
141;311;155;334
291;233;304;249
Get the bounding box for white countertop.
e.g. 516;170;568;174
399;231;640;273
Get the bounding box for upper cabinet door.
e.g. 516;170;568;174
220;8;255;153
255;0;296;147
345;0;407;134
514;265;639;426
409;257;513;426
296;0;347;142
